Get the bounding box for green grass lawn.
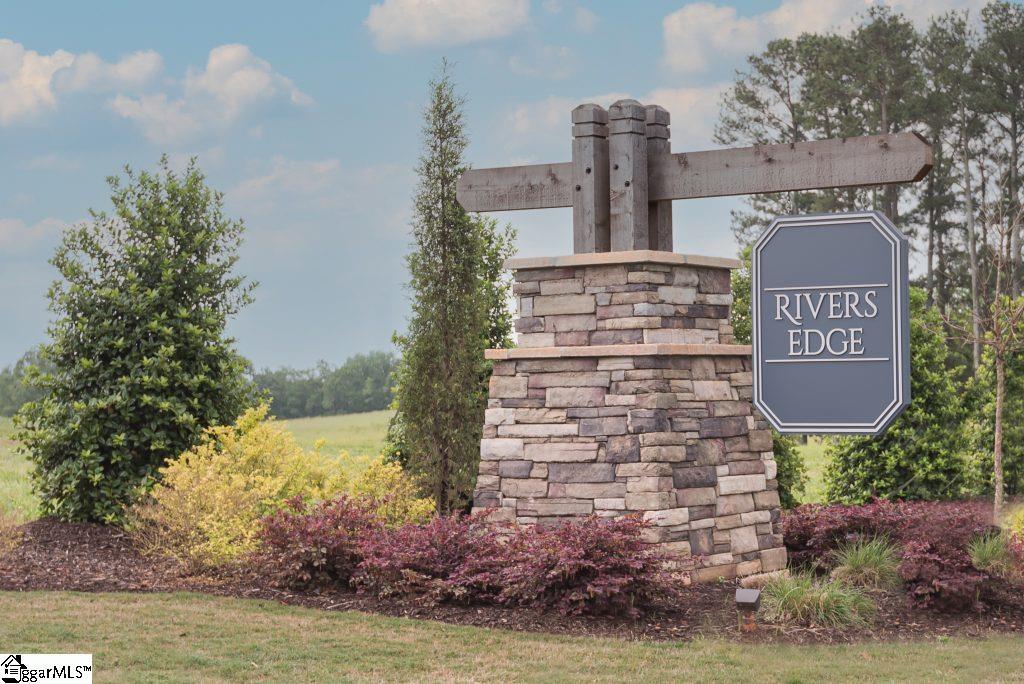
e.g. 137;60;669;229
1;592;1021;683
798;437;828;504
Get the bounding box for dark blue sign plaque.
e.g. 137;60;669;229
752;212;911;435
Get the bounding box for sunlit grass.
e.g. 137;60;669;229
3;591;1024;683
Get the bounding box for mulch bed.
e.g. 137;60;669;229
2;517;1023;644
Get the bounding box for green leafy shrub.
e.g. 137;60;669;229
133;406;432;570
16;159;258;522
761;572;876;628
824;289;968;503
963;349;1024;498
830;537;901;590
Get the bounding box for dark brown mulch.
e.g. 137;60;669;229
2;518;1023;645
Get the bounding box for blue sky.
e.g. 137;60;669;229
0;0;985;369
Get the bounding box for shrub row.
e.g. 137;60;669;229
783;500;1000;611
132;406;433;570
255;499;681;617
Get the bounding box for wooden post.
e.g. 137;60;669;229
646;105;672;252
571;104;610;253
608;99;649;251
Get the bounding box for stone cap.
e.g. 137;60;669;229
504;250;742;271
486;343;752;360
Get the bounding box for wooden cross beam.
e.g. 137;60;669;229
456;99;934;254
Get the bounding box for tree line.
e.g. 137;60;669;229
251;351;397;419
720;2;1024;514
0;346;397;420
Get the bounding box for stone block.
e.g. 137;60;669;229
718;474;767;495
740;510;772;525
547;463;616;483
518;333;557;348
583;265;628;286
716;493;755;516
556;331;591;346
604;435;640;462
625;492;674;510
596;304;634;319
633;303;676;316
627;270;668;284
594;497;626;510
672;465;716;488
640;445;687;462
748;429;773;451
712;401;750;417
540;278;584;295
532;294;596;316
497;423;578;438
515;317;545;333
689;528;713;555
546;386;605;408
564;482;627;498
642;329;708;344
764;459;778;480
616;462;672;477
544;314;597;332
676;487;716;507
590;329;644;345
514;408;568;423
693;381;733;400
754;490;781;509
526;499;594;516
699;417;748;438
485;408;516;425
640;431;687;446
658;286;696;304
501;478;548;497
524;442;599;462
661;541;692;557
644;507;689;526
489;376;528;399
698;268;731;294
628;410;670;433
601;316;661;330
579;416;628;436
730;526;758;557
728;460;766;476
626;476;673;492
473;491;500;508
527;372;610;388
736;559;763;577
760;547;788;572
480;438;523;460
498;460;533;478
476;474;500;490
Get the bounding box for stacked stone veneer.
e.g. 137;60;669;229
473;251;787;582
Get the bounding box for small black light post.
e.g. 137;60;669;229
735;588;762;633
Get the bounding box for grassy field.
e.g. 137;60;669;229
798;437;828;504
0;411;393;521
280;409;391;457
1;592;1021;683
0;417;35;520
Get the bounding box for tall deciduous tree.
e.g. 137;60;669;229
390;62;515;512
16;158;257;522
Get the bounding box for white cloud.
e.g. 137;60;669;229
110;44;310;146
365;0;530;52
0;39;160;125
662;0;988;74
508;44;578;79
231;157;342;214
574;6;598;32
0;217;64;251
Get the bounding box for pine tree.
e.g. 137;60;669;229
390;62;515;512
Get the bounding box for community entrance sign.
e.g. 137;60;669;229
751;212;911;434
463;98;931;581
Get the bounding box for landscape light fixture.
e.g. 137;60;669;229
735;588;762;633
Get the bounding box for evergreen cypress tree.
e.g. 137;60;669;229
390;62;515;512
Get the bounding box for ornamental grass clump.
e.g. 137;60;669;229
761;572;876;629
830;537;901;590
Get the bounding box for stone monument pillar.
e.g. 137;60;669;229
471;250;787;581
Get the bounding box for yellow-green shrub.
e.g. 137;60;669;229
134;405;347;569
1004;505;1024;538
350;459;435;525
133;405;432;570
